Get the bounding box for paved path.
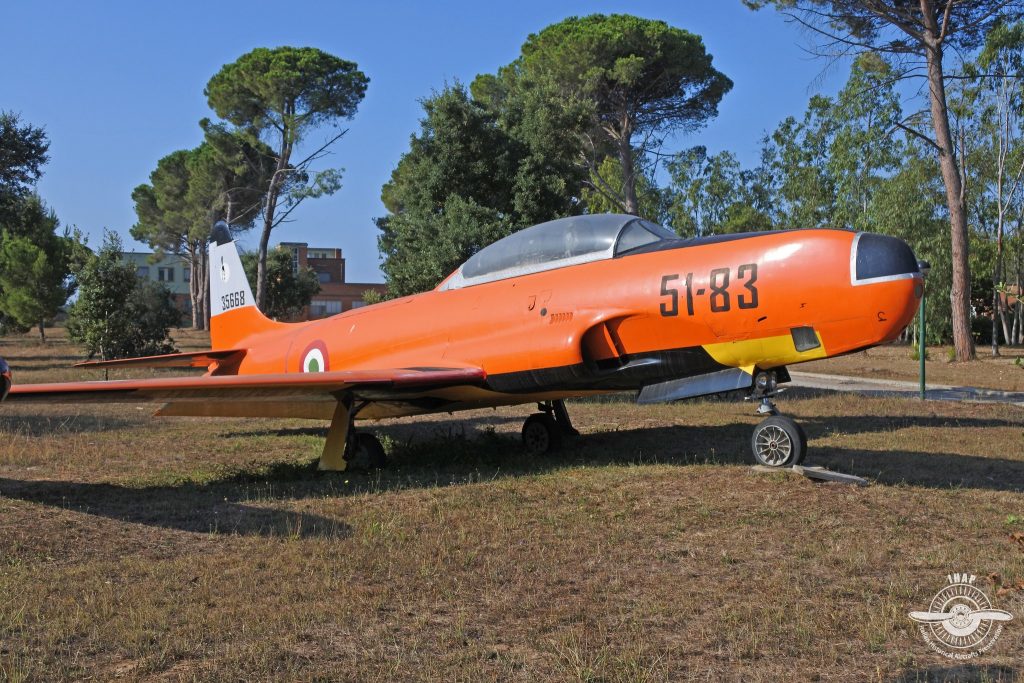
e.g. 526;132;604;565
788;371;1024;408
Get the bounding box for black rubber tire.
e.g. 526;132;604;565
345;432;388;470
522;413;561;455
794;421;808;465
751;415;805;468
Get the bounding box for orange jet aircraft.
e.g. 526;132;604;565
1;215;924;470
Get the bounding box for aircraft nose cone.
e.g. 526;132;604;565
852;233;920;284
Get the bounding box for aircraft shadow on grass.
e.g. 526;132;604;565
1;411;1021;536
0;475;352;539
890;663;1017;683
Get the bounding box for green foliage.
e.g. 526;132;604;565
132;130;275;327
664;146;773;236
205;47;368;134
0;197;84;339
582;157;666;222
240;247;319;320
0;234;71;336
204;46;369;309
0;111;49;226
377;15;732;292
504;14;732;213
760;55;903;230
380;193;511;296
67;232;179;359
746;0;1024;360
132;132;273;251
131;150;194;253
361;289;385;306
377;85;556;296
867;147;953;343
515;14;731;132
744;1;1021;55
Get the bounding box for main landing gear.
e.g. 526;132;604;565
318;396;387;472
522;399;579;456
748;370;807;468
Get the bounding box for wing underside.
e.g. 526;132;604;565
5;367;489;420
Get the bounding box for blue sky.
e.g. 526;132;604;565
2;1;851;282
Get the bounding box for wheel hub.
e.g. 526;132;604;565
755;425;792;466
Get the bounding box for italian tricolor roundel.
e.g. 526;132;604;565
300;340;329;373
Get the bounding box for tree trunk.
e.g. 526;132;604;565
999;297;1011;346
256;102;295;311
616;116;639;216
993;228;1004;354
1014;300;1021;345
38;320;45;341
255;215;273;312
922;37;975;361
187;242;200;330
199;248;209;332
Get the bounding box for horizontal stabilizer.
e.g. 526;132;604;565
74;349;246;370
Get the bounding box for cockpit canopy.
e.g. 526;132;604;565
439;214;678;290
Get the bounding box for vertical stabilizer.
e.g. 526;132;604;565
208;225;282;349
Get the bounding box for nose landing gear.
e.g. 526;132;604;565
748;370;807;468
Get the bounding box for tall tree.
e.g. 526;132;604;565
745;1;1024;360
960;21;1024;353
0;231;75;341
205;46;369;310
0;111;49;227
377;86;520;296
500;14;732;214
131;130;272;329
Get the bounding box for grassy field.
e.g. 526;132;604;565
1;330;1023;681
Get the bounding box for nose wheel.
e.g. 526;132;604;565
751;415;806;467
748;370;807;468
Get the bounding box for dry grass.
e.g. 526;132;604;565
0;330;1022;681
801;343;1024;392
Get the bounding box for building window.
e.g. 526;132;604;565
351;300;366;308
310;298;342;317
317;271;331;284
136;266;150;278
158;267;174;282
183;267;190;283
291;248;299;275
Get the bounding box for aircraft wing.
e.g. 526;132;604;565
5;367;487;419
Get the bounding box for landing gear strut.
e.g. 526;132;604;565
318;395;388;472
747;370;807;468
522;399;578;455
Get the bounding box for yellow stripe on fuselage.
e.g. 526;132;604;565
702;332;827;374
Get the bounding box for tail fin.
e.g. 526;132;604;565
209;224;284;349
